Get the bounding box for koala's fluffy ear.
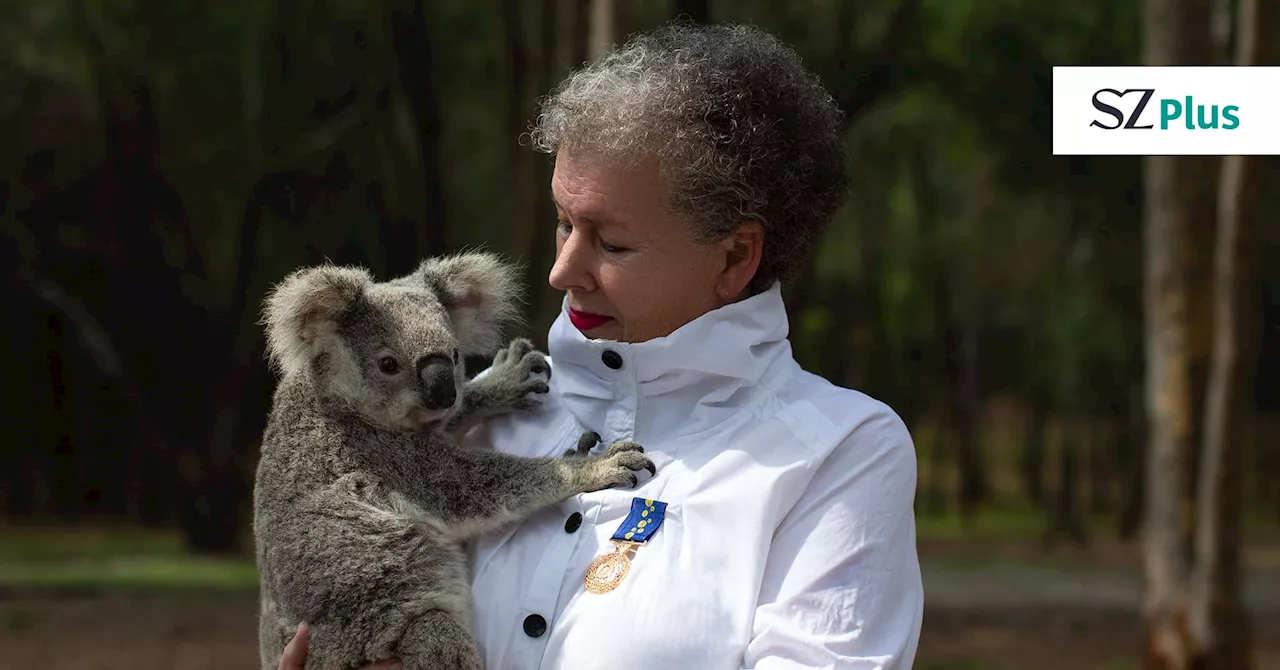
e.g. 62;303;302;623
261;264;373;376
416;251;523;356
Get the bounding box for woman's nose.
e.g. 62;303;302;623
548;230;596;292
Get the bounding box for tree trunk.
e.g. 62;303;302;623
389;0;449;263
178;175;278;556
588;0;621;60
1187;0;1263;664
1022;396;1050;506
529;0;563;327
558;0;590;71
1046;414;1089;546
498;0;538;340
673;0;709;22
1090;420;1115;515
1140;142;1197;670
1139;0;1209;666
24;276;173;524
954;315;986;516
1119;381;1148;541
832;0;923;126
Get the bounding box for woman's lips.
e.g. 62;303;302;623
568;308;612;331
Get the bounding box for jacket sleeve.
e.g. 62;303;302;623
741;404;924;670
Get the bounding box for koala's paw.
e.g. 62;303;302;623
492;337;549;376
477;337;551;413
575;439;656;492
563;430;600;458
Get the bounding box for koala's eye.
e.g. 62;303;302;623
378;356;400;374
453;348;460;364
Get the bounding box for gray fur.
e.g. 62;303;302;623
252;251;655;670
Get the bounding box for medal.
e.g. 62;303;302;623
583;497;668;594
583;540;639;593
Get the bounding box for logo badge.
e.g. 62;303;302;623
1052;66;1278;155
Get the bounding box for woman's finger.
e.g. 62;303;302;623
278;622;310;670
278;621;401;669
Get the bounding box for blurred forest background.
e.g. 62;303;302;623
1;0;1278;668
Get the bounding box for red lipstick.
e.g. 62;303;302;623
568;308;612;331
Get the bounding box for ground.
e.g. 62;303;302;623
4;586;1279;669
3;520;1279;669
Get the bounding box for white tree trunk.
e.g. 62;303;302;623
1189;0;1261;665
1140;0;1200;665
588;0;619;60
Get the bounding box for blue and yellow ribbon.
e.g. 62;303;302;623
610;497;667;543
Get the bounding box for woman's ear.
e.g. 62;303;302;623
717;221;764;301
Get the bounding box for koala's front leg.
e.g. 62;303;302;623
396;610;483;670
429;437;655;541
446;338;550;436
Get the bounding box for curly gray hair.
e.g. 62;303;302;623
528;21;850;292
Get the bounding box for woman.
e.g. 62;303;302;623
280;20;922;670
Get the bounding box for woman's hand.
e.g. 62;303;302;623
278;622;404;670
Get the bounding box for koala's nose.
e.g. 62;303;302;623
416;355;457;409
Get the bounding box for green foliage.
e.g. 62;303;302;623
0;525;256;591
0;555;258;591
0;524;187;561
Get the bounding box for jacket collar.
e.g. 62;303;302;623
546;282;796;443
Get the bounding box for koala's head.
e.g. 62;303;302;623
261;251;523;432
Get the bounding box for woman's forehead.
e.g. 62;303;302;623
552;155;666;225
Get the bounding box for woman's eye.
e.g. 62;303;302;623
378;357;399;374
602;243;628;254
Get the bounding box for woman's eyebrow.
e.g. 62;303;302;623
550;192;624;229
550;193;582;220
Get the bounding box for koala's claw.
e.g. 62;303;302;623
565;430;601;457
494;337;550;377
500;340;550;384
526;352;551;378
493;337;532;365
578;439;655;491
603;439;644;457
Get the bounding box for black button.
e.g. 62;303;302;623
523;613;547;638
601;350;623;369
564;512;583;533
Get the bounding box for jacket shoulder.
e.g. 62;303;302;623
765;368;916;470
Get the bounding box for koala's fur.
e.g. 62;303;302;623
252;251;654;670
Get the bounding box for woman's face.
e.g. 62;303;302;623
548;151;762;343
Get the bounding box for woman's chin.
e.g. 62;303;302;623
578;320;620;339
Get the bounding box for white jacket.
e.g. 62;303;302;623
463;283;923;669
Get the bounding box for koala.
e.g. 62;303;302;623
252;251;654;670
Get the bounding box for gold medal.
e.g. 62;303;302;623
583;497;668;595
583;541;639;594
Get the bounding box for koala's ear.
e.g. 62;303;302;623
261;264;372;376
416;251;524;356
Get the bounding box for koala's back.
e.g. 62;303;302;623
253;376;472;668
